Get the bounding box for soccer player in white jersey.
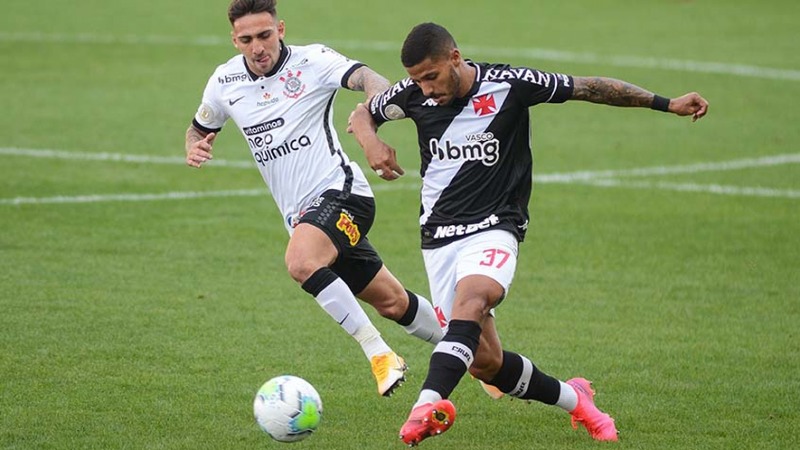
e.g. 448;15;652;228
184;0;445;397
348;22;708;445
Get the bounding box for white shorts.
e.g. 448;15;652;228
422;229;519;328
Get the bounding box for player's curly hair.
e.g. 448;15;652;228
401;22;458;67
228;0;277;24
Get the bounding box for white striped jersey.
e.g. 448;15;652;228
192;42;373;234
368;61;574;248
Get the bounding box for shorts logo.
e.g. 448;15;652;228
434;306;447;328
336;212;361;246
280;70;306;99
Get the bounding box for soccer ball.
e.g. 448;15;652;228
253;375;323;442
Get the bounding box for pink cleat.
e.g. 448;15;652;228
566;378;619;442
399;399;456;446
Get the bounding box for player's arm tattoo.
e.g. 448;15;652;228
571;76;654;107
347;66;391;101
185;125;208;151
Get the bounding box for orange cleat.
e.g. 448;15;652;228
370;352;407;397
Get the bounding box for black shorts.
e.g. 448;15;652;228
298;189;383;294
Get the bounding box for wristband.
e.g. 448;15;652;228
651;95;670;112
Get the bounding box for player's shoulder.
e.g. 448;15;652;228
475;61;540;81
378;77;418;103
208;55;251;86
475;60;571;91
286;43;354;64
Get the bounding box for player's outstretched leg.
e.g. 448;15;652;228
399;399;456;446
566;377;618;441
370;351;408;397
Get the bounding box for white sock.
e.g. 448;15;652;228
413;389;443;409
556;381;579;412
352;323;392;359
402;293;444;344
314;277;392;358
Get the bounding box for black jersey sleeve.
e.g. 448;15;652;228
367;78;416;126
501;66;574;106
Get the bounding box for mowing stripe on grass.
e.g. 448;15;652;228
3;147;799;204
4;147;799;181
1;31;798;82
3;181;798;205
0;184;421;206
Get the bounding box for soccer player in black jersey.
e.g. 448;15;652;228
348;22;708;445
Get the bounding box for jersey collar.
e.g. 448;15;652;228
450;60;481;108
242;40;290;81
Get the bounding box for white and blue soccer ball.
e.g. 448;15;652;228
253;375;323;442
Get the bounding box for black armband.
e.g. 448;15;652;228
651;95;671;112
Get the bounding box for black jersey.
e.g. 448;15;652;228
368;61;574;248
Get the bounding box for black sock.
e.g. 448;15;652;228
421;319;481;399
396;290;419;326
488;351;561;404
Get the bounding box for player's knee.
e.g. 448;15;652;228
285;258;318;284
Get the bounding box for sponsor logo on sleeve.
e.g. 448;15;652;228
198;103;215;122
383;104;406;120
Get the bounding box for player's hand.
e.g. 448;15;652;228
347;103;404;181
367;140;405;181
669;92;709;122
186;132;216;168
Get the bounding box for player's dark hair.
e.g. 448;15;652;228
228;0;277;24
401;22;457;67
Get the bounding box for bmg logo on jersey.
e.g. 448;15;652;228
428;132;500;166
217;72;249;84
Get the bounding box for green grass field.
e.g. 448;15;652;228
2;0;799;448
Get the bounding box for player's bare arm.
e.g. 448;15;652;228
572;76;709;122
347;103;404;181
347;66;391;102
185;125;216;168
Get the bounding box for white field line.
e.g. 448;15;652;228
0;147;253;168
581;179;800;199
1;31;798;82
0;183;420;206
536;153;800;182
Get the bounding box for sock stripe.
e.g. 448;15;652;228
433;340;474;369
509;355;534;398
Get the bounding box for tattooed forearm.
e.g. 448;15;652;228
347;66;391;101
185;125;207;152
572;76;655;107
